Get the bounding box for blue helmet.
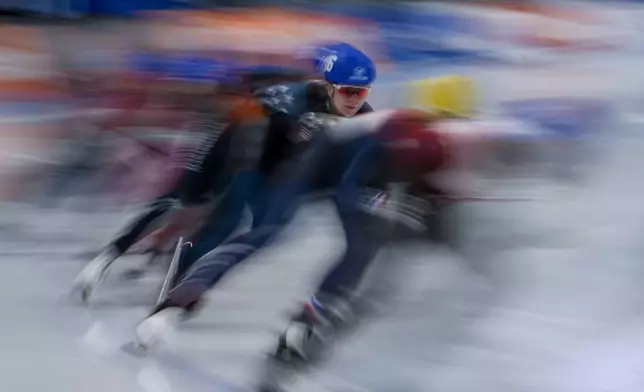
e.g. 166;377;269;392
308;42;376;86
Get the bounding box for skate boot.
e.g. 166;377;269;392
276;293;356;365
256;295;357;392
134;302;185;352
72;246;119;302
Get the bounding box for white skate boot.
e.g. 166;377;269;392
257;296;354;392
135;307;184;351
72;246;118;302
277;295;355;364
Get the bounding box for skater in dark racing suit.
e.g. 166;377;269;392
157;62;351;289
135;42;377;346
274;75;485;367
136;107;457;358
272;109;456;367
71;60;311;302
160;43;376;298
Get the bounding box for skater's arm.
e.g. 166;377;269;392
176;96;268;206
176;117;230;207
225;96;271;173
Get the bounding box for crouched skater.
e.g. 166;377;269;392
133;105;465;359
133;43;379;347
71;63;311;302
72;42;375;303
159;43;377;298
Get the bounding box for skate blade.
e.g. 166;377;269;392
155;237;185;306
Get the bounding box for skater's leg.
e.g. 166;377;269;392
278;139;390;360
170;171;263;286
163;136;346;303
72;191;177;300
274;212;383;365
111;192;178;255
317;137;388;297
161;178;303;310
136;134;327;346
135;178;305;348
316;207;384;297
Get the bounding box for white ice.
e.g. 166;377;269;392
3;116;644;392
3;48;644;391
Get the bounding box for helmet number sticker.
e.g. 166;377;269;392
319;55;338;73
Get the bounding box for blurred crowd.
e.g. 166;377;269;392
0;17;292;207
1;4;642;390
0;1;634;212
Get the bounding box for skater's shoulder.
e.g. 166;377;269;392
255;81;319;117
225;95;267;125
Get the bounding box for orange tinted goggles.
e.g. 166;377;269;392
333;84;371;99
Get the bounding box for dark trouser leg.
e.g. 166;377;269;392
316;204;384;297
315;136;388;298
279;138;389;362
170;171;262;286
164;178;304;309
110;191;177;255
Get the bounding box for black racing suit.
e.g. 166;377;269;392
109;105;230;256
157;80;374;310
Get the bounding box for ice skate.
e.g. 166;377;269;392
255;296;354;392
133;306;184;352
254;326;314;392
276;295;356;365
72;246;118;302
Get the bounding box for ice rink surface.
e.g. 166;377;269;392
3;52;644;391
3;117;644;392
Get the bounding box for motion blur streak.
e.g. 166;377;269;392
1;1;644;392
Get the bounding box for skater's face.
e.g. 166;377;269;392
329;84;370;117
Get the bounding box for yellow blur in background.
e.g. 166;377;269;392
407;75;478;119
